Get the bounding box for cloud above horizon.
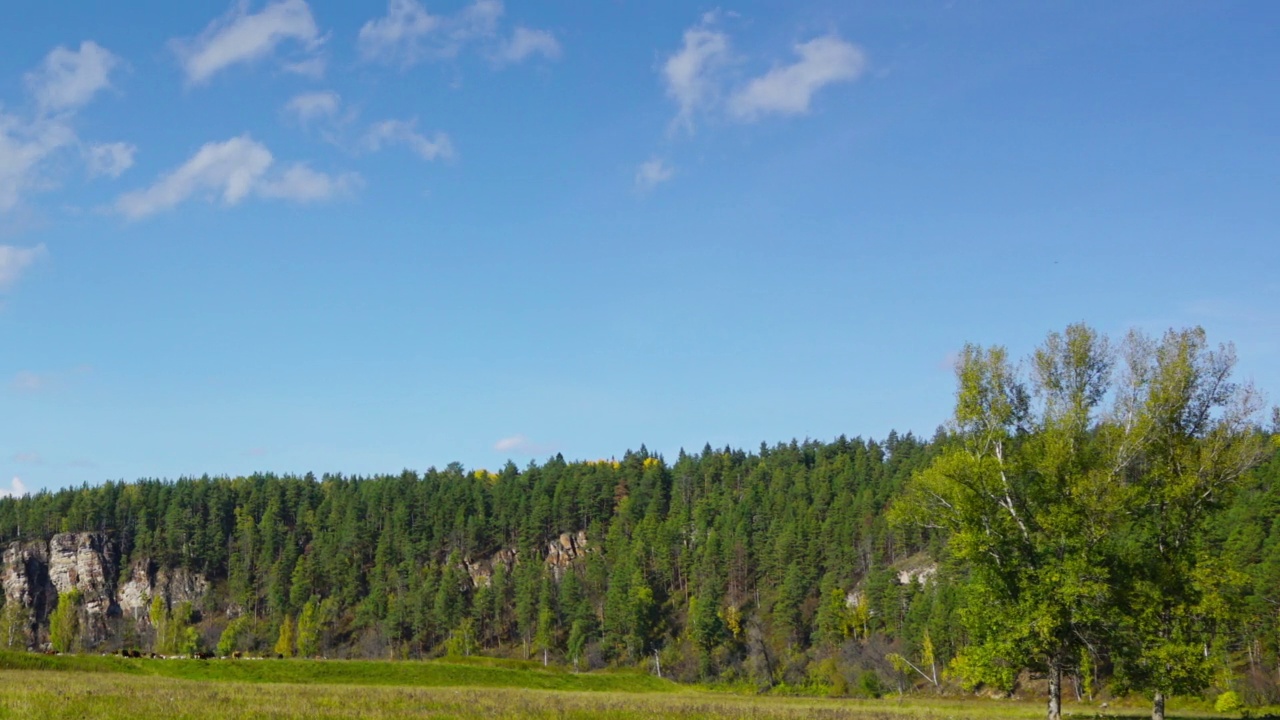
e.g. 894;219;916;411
24;41;121;113
0;244;48;290
662;18;731;134
2;42;127;213
493;434;552;456
728;36;866;120
173;0;324;84
635;158;674;191
360;119;454;161
661;16;864;131
358;0;559;69
0;477;28;499
114;135;358;219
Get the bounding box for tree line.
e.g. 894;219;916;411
0;324;1277;719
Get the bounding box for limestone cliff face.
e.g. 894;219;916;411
117;559;210;620
462;548;516;588
0;532;209;648
3;533;115;645
2;540;51;610
544;530;589;580
461;530;590;587
47;532;117;623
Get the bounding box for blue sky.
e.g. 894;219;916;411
1;1;1277;493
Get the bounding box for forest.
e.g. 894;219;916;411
1;325;1277;720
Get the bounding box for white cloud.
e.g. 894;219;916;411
360;0;553;67
114;135;355;219
663;21;731;134
0;112;76;211
285;90;341;124
0;477;28;499
10;370;48;393
494;27;560;65
85;142;136;178
493;434;551;455
258;164;361;201
1;42;124;212
450;0;504;47
635;158;674;190
361;120;454;161
11;452;42;464
24;41;121;113
173;0;323;85
728;36;865;120
358;0;441;65
282;56;326;78
0;244;47;290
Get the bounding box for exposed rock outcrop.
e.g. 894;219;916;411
460;530;590;587
0;532;209;647
117;559;152;619
117;559;210;620
544;530;589;580
2;533;115;645
462;548;516;589
2;540;52;612
47;532;116;622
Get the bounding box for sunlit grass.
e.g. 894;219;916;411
0;653;1251;719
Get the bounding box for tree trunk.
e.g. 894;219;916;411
1047;664;1062;720
1152;690;1165;720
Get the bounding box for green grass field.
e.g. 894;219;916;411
0;652;1249;719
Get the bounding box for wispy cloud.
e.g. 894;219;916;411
359;0;557;68
8;365;90;394
358;0;440;65
10;370;50;393
258;163;362;201
0;477;28;499
360;120;454;161
11;452;43;464
728;36;865;121
2;43;127;213
114;135;358;219
0;244;47;290
284;90;341;125
24;41;121;114
493;434;552;456
85;142;136;179
662;17;731;134
660;17;865;132
635;158;674;191
492;27;560;66
173;0;324;85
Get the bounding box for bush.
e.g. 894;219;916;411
1215;690;1244;714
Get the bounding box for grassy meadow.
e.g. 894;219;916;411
0;652;1255;719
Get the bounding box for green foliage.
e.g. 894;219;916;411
49;590;82;653
296;601;320;658
217;616;251;657
1215;689;1244;713
0;333;1273;711
0;598;31;650
445;618;477;658
274;615;295;658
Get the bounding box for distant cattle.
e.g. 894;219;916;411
232;651;242;659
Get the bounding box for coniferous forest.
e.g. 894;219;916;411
2;325;1278;715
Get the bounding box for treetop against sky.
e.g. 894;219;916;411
0;1;1277;493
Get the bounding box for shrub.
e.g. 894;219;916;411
1215;690;1243;714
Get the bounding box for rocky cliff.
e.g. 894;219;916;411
1;532;208;648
